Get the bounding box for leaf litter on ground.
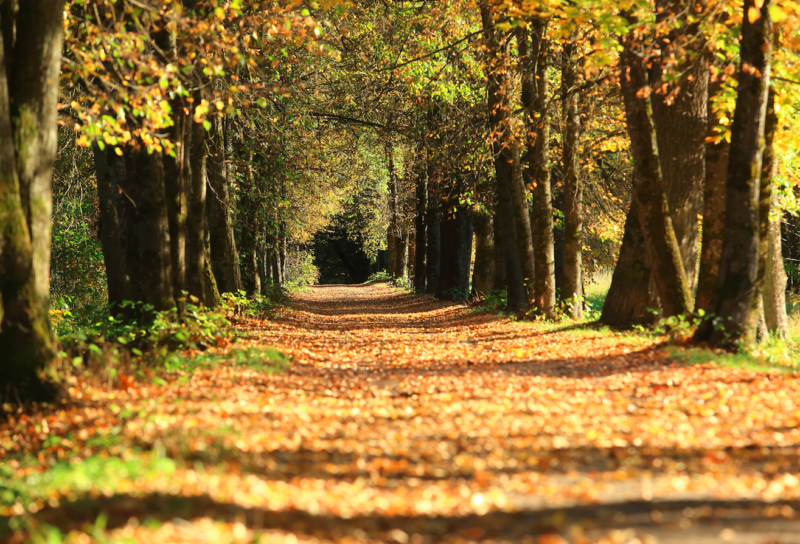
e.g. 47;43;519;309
3;283;800;543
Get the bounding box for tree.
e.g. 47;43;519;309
480;0;528;312
0;0;67;398
560;39;584;319
519;19;556;319
694;0;773;349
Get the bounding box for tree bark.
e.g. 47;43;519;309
386;142;402;279
480;0;527;312
492;209;507;293
163;103;189;304
0;0;65;396
471;211;495;299
757;92;786;339
694;0;772;349
764;193;788;338
695;100;729;313
437;183;474;301
650;0;709;290
425;180;441;294
520;20;556;319
619;31;693;318
394;233;408;279
93;144;129;307
12;0;67;311
206;117;242;294
414;158;427;290
601;193;654;327
127;146;175;311
561;41;584;319
187;119;212;305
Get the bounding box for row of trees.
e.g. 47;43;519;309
2;0;800;398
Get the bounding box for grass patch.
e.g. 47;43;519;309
160;346;290;377
583;268;613;319
665;343;799;374
0;451;177;533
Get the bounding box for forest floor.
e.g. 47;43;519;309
4;283;800;543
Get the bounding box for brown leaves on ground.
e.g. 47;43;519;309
3;284;800;543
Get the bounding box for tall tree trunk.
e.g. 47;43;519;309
394;233;408;279
601;193;654;327
437;183;474;301
492;209;507;293
425;179;441;294
163;103;189;304
757;92;786;339
480;0;527;311
619;30;693;317
414;161;427;290
695;94;730;313
93;144;129;308
694;0;772;349
471;212;495;299
561;41;584;319
520;20;556;319
187;119;212;305
764;193;788;338
386;142;402;278
127;146;175;311
650;0;709;290
207;118;242;294
0;0;66;396
12;0;67;314
117;152;142;304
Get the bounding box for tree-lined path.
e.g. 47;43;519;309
7;284;800;542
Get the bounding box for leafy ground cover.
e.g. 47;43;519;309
3;284;800;543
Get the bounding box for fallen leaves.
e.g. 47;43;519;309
3;283;800;542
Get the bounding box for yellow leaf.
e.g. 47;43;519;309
748;6;761;23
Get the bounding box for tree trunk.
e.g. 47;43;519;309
0;0;65;397
520;20;556;319
437;187;474;301
492;209;507;293
186;118;213;305
206;117;242;294
204;257;222;307
601;193;653;327
561;41;584;319
93;144;129;308
480;0;527;312
163;103;189;304
471;212;495;299
386;142;402;279
619;31;693;318
425;181;441;294
127;146;175;311
12;0;67;313
394;233;408;279
764;192;788;338
117;151;143;304
694;0;772;349
414;161;427;290
757;92;786;338
650;0;709;290
695;103;730;313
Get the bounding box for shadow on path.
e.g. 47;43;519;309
10;493;800;541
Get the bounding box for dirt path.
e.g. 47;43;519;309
6;283;800;543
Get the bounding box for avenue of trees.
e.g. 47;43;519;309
2;0;800;399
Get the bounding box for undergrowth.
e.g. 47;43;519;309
49;286;289;387
365;270;410;289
